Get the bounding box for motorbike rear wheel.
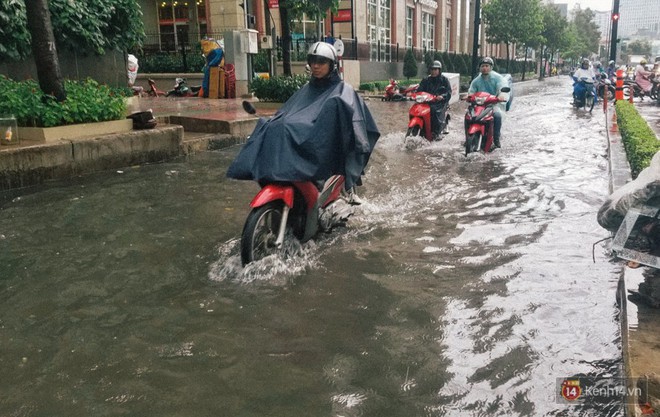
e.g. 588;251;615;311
465;133;481;156
241;201;285;266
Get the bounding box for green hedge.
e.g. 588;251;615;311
0;76;128;128
616;100;660;178
250;74;308;102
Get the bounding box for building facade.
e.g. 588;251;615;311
138;0;509;61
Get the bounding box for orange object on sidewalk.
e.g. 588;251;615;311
615;69;624;101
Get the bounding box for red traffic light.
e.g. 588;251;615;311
612;13;620;21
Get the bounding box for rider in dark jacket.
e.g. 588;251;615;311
417;60;452;139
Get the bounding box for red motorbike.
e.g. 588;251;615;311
382;79;418;101
463;86;510;156
238;102;354;266
404;92;447;142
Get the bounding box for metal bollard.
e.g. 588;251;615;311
603;88;608;112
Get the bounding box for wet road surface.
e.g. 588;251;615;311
0;76;623;416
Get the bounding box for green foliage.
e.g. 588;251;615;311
403;48;418;80
253;50;270;73
424;51;434;73
625;39;652;56
616;100;660;178
137;52;205;73
1;0;144;61
483;0;543;50
0;0;31;61
0;76;127;128
359;82;375;92
566;8;601;59
250;74;308;102
442;52;453;72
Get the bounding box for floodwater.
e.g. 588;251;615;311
0;77;623;416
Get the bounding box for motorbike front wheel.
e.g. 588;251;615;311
585;94;595;112
465;133;481;156
240;201;285;266
405;126;421;139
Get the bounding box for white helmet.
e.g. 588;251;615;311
307;42;338;71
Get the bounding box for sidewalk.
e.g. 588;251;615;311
605;100;660;417
0;96;273;190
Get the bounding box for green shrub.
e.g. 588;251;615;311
250;74;308;102
616;100;660;178
359;82;375;92
137;52;205;73
374;81;388;91
0;76;128;128
403;48;418;80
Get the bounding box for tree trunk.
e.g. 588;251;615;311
505;42;510;73
280;0;292;76
24;0;66;102
523;45;528;81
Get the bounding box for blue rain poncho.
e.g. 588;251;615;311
227;72;380;190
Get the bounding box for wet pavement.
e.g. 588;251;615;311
0;77;628;416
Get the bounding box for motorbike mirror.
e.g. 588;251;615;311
242;100;257;115
500;87;511;93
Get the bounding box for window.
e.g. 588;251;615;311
406;7;414;48
445;19;451;51
422;12;435;51
367;0;391;61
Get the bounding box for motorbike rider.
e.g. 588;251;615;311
417;60;452;139
606;60;617;80
226;41;380;206
466;57;508;149
572;58;595;105
634;58;654;95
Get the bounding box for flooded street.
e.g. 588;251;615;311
0;76;623;416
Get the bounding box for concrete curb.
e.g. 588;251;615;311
0;125;183;190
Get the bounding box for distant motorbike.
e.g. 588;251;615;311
166;77;202;97
463;86;510;156
382;79;418;101
404;92;448;142
146;78;166;97
572;77;597;112
623;73;656;101
237;101;354;266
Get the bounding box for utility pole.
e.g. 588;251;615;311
470;0;481;80
609;0;620;63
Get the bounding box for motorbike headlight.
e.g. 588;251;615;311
474;96;486;106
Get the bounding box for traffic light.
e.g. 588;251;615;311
612;13;619;21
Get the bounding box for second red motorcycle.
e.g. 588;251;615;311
463;86;510;156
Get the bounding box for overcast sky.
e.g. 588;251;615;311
560;0;612;12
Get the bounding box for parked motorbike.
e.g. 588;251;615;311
166;77;202;97
238;101;354;266
463;86;510;156
572;77;597;112
382;79;418;101
146;78;166;97
404;92;448;142
595;73;615;101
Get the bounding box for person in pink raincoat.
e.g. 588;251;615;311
634;59;654;94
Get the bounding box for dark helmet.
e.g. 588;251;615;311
307;41;338;72
431;60;442;70
479;57;494;67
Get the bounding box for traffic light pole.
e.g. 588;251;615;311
609;0;620;63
